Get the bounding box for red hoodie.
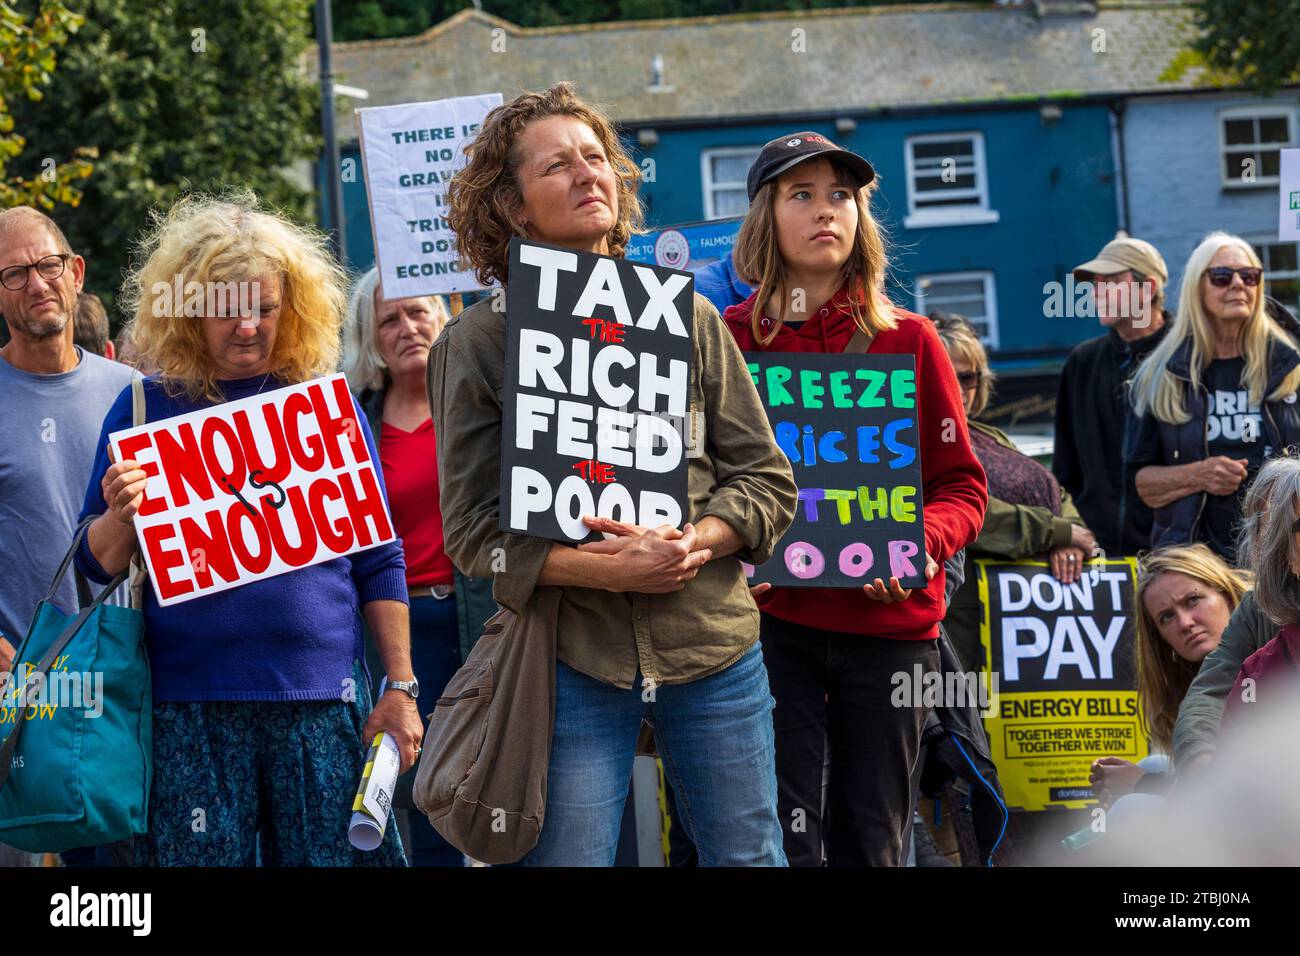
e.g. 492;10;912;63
1222;625;1300;734
723;286;987;641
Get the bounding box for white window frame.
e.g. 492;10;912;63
903;131;999;229
1248;234;1300;317
701;146;760;220
1219;105;1296;189
913;270;1000;349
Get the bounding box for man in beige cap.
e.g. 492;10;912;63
1053;233;1170;556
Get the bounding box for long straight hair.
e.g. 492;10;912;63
1130;231;1300;423
732;157;895;347
1133;544;1251;753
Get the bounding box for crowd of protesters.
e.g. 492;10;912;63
2;81;1299;868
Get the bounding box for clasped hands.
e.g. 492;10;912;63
578;516;712;593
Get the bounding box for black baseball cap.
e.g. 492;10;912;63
746;132;876;203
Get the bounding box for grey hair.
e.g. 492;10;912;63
1238;453;1300;626
340;267;448;394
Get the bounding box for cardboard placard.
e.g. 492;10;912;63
108;374;395;606
500;238;694;543
977;558;1149;812
1279;147;1300;242
742;352;926;588
356;93;503;298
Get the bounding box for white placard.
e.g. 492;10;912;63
108;374;395;606
1280;148;1300;242
357;93;503;299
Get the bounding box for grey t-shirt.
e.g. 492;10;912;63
0;347;135;646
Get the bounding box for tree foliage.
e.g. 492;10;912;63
12;0;319;305
1163;0;1300;95
0;1;94;210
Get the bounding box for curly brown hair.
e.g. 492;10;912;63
447;82;644;288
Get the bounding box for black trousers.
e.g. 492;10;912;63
760;614;940;867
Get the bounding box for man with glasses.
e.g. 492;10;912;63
0;209;135;804
1053;234;1170;557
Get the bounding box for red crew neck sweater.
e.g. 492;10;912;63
722;288;987;640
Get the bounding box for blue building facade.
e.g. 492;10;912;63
1122;91;1300;315
328;101;1121;369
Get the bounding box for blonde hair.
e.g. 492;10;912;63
342;267;450;393
1130;231;1300;423
733;154;895;347
1133;544;1251;753
122;192;345;403
930;311;996;418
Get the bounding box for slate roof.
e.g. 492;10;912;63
310;1;1211;138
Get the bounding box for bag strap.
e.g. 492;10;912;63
843;327;874;354
128;375;148;611
0;525;129;791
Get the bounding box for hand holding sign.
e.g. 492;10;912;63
101;444;149;525
862;550;937;603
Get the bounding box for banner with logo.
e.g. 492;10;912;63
108;374;395;606
977;557;1148;812
625;217;744;273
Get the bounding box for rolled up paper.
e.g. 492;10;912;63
348;732;401;851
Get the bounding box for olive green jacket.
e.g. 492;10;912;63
945;419;1086;670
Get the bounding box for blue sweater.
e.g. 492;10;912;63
76;375;408;702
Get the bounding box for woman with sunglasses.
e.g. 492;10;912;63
1127;231;1300;562
721;134;987;866
931;312;1095;674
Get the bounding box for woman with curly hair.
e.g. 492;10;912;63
75;193;422;866
430;83;798;866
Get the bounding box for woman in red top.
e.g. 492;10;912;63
343;267;461;867
722;133;987;865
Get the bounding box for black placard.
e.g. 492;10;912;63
743;351;927;588
500;238;694;543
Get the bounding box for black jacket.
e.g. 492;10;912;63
1124;335;1300;552
1053;318;1169;556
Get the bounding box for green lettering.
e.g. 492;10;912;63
890;486;917;522
891;369;916;408
766;366;794;406
855;369;887;408
747;362;760;389
799;369;825;409
857;486;889;520
824;489;855;524
828;370;853;408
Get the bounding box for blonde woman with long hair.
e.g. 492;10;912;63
721;134;987;866
1126;231;1300;561
1089;544;1248;807
75;193;420;866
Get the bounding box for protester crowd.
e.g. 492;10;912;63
2;82;1299;868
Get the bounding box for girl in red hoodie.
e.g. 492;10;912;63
722;133;987;866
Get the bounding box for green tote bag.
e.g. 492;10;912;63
0;520;152;853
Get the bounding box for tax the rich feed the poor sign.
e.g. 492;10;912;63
108;374;395;606
501;238;693;543
742;353;926;588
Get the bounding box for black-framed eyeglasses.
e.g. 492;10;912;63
1204;266;1263;288
0;253;71;292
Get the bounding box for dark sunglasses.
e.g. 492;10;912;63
956;370;981;389
1204;266;1263;288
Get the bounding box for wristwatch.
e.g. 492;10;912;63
387;678;420;701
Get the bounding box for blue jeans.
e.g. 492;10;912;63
523;642;785;867
404;592;465;868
